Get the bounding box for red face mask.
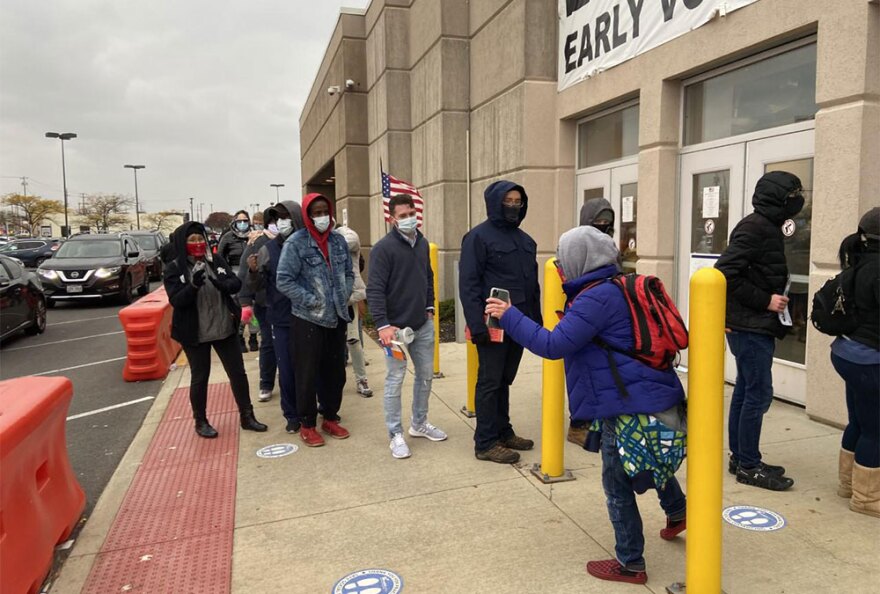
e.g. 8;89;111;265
186;242;207;258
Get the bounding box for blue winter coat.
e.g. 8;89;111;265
499;264;685;420
459;180;542;337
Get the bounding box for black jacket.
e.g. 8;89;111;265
218;210;251;268
459;180;542;337
850;250;879;350
163;221;242;347
237;233;273;307
715;171;802;339
366;228;434;330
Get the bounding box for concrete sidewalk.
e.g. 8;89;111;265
53;338;879;593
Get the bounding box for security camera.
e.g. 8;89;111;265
344;79;356;90
327;85;341;96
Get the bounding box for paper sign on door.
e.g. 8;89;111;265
702;186;720;219
622;196;634;223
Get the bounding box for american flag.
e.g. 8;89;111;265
381;169;424;227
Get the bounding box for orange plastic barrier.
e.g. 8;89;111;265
118;285;181;382
0;377;86;594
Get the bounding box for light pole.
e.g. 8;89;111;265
45;132;77;237
189;197;194;221
199;203;205;222
124;164;145;229
270;183;284;204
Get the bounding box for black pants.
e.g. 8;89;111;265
474;336;524;452
183;332;252;420
290;315;346;427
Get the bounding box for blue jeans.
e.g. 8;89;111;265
383;319;434;438
726;331;776;468
601;420;686;571
270;323;297;422
253;304;276;392
832;353;880;467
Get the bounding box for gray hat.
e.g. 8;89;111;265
859;207;880;240
556;226;619;281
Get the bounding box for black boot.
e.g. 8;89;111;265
240;408;268;432
195;418;218;438
248;334;259;352
239;334;248;353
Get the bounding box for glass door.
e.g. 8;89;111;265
576;163;639;271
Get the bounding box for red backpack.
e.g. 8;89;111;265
562;273;689;395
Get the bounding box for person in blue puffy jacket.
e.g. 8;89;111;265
485;225;687;585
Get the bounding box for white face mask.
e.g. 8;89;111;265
276;218;292;234
267;223;279;234
312;215;330;233
397;216;418;235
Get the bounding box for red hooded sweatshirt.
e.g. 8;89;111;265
301;193;334;262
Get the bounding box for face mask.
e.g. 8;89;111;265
502;205;521;224
312;215;330;233
593;222;614;237
397;216;418;234
267;223;279;234
186;242;207;258
276;218;293;235
784;193;805;217
234;220;249;233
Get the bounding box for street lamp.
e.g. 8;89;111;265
123;164;145;230
45;132;77;237
270;183;284;203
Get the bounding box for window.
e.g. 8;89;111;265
0;264;10;281
2;259;23;279
684;43;817;145
578;104;640;168
55;240;122;259
133;235;158;250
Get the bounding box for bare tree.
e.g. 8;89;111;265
144;210;184;234
1;193;64;235
204;211;233;232
77;194;134;233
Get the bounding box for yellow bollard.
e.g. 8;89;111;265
531;257;574;483
685;267;726;593
462;340;477;418
429;243;443;378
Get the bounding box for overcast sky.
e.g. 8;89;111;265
0;0;369;217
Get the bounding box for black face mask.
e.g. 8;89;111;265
502;205;521;224
593;222;614;237
784;193;805;217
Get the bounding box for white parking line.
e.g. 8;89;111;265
67;396;155;421
4;331;125;352
33;356;127;376
51;315;119;326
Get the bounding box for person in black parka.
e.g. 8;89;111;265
459;180;541;464
218;210;254;352
829;207;880;518
715;171;803;491
163;221;267;438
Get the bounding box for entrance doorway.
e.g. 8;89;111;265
575;160;639;272
677;126;814;404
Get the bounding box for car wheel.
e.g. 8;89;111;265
119;275;134;305
137;275;149;296
26;297;47;335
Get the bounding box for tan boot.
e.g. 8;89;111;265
567;425;587;447
838;449;854;498
850;462;880;518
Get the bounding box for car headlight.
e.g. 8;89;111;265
38;269;58;280
95;266;121;279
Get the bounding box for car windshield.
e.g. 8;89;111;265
133;235;158;250
55;240;122;259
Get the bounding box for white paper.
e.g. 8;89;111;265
702;186;720;219
622;196;634;223
779;278;793;326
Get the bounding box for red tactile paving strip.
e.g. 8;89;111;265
82;384;239;594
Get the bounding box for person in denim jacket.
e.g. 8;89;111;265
277;194;354;447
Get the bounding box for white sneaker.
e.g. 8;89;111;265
390;433;411;459
356;379;373;397
258;389;272;402
408;422;447;442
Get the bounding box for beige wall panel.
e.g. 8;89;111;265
470;0;525;108
470;85;525;180
300;53;345;155
469;100;496;181
639;80;680;148
408;0;442;67
634;259;675;289
301;106;344;183
367;131;413;196
636;145;678;259
342;146;371;198
386;70;412;131
441;0;470;38
365;10;387;89
815;2;878;106
412;114;465;188
367;74;389;142
469;0;511;36
523;0;557;80
385;7;411;70
369;193;390;246
343;38;368;93
523;81;560;168
556;119;576;169
441;39;470;111
410;42;444;128
344;93;369;146
804;271;847;428
442;112;469;183
555;167;575;234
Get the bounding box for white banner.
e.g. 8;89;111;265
558;0;761;91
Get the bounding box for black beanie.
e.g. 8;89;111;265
858;207;880;239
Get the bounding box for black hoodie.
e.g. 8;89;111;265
715;171;803;338
163;221;242;346
459;180;542;337
218;210;251;268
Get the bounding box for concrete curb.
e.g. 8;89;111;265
49;366;186;593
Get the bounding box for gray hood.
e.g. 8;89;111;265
557;225;619;280
278;200;304;231
579;197;614;227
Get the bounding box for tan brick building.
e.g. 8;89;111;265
299;0;879;425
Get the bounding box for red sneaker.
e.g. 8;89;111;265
300;426;325;447
660;516;686;540
586;559;647;584
321;420;350;439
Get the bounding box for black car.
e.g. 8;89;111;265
0;254;47;340
0;238;63;267
128;231;167;281
37;233;150;307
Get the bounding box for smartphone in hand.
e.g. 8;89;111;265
487;287;510;332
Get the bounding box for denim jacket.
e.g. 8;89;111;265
276;228;353;328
